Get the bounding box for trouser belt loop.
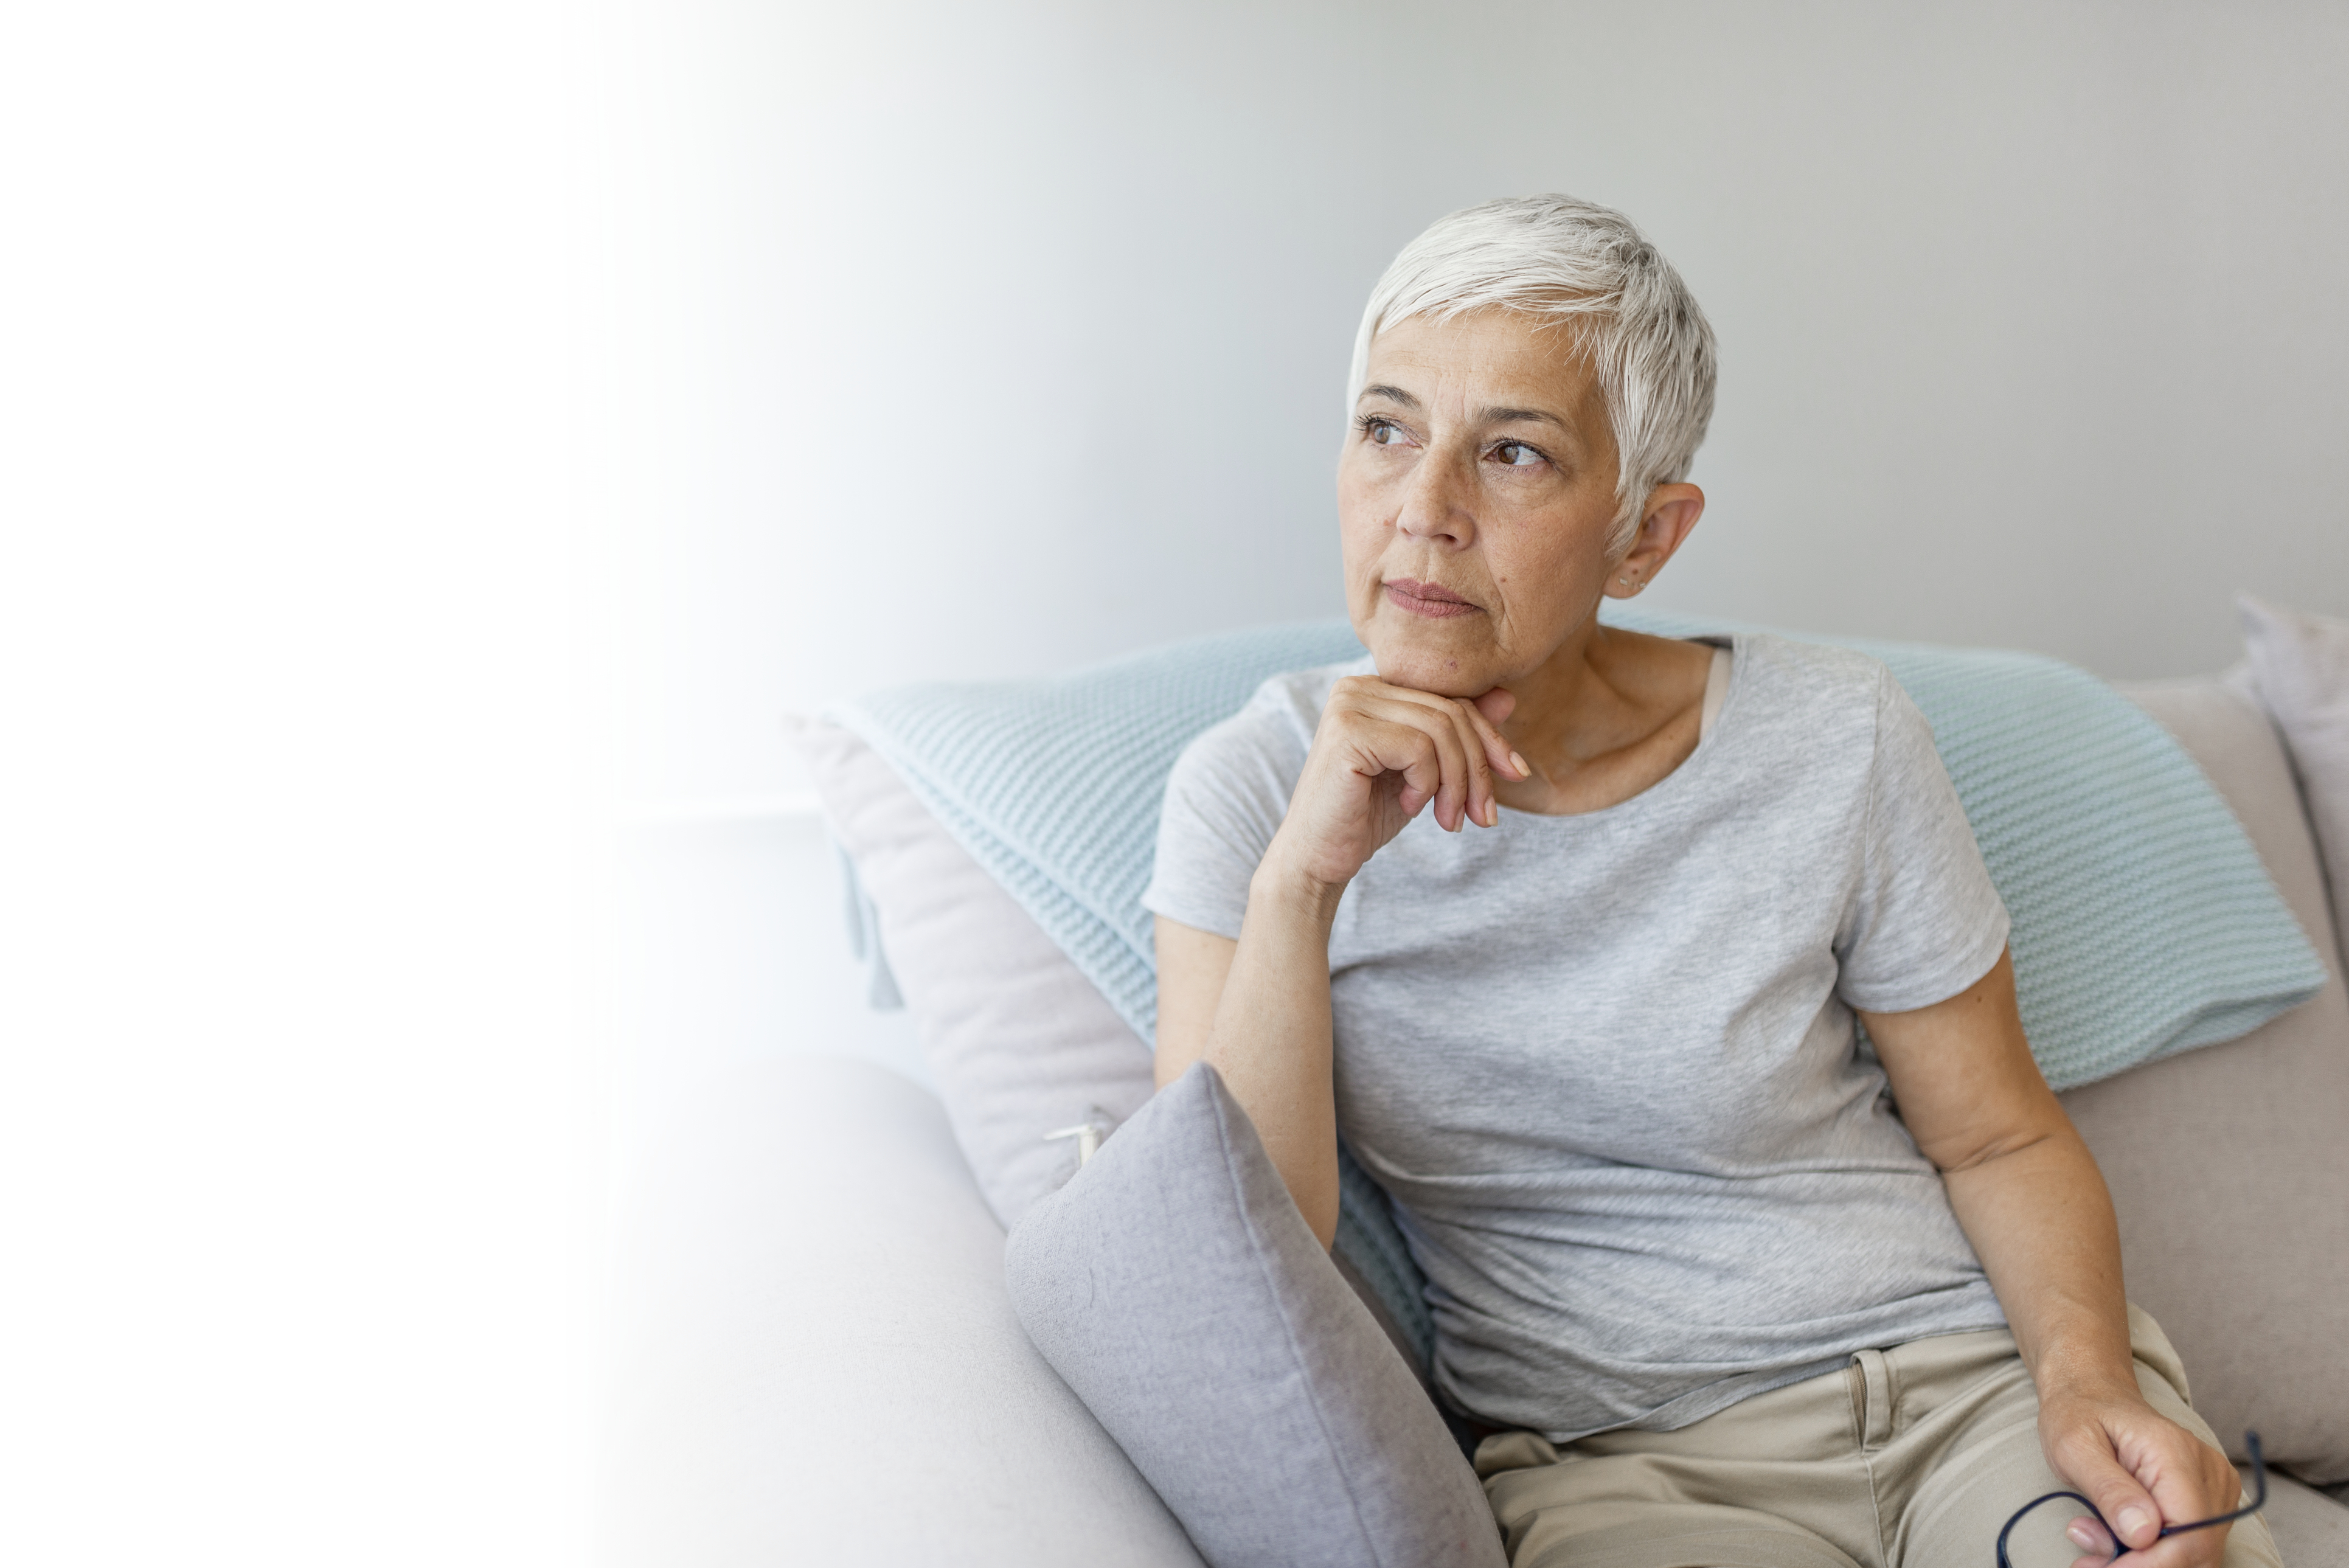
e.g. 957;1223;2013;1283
1851;1348;1895;1449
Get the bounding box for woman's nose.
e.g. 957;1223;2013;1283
1394;456;1477;547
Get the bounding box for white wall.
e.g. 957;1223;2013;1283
583;0;2349;810
9;7;585;1564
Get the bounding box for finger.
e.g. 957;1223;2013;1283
1364;713;1466;831
2110;1415;2243;1561
2111;1519;2233;1568
1434;697;1502;828
1325;682;1443;822
2066;1512;2118;1564
1420;709;1479;831
1343;676;1525;786
1379;734;1440;822
1451;692;1528;796
2114;1451;2246;1568
1359;698;1478;831
1452;688;1525;781
1417;692;1523;827
2058;1436;2165;1553
1383;687;1515;829
1336;679;1514;824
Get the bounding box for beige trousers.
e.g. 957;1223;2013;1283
1474;1306;2282;1568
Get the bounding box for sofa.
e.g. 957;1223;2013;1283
596;622;2349;1567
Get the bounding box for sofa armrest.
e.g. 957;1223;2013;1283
599;1054;1206;1567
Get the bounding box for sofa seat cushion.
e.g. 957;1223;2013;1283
2261;1473;2349;1566
598;1054;1205;1567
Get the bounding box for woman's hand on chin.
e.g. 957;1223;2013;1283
1258;674;1528;897
2039;1389;2244;1568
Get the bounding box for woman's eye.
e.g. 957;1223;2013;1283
1493;441;1544;468
1366;418;1404;445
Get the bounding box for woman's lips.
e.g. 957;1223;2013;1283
1383;577;1482;619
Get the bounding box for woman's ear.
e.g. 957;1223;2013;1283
1603;483;1705;598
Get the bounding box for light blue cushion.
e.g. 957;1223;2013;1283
838;612;2326;1369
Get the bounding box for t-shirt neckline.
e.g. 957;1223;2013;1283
1482;633;1746;827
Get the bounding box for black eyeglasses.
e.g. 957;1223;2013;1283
1996;1431;2267;1568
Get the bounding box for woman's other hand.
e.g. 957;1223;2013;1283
2041;1392;2244;1568
1866;951;2247;1568
1263;675;1527;895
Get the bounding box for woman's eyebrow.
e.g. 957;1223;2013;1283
1355;386;1570;435
1477;405;1567;428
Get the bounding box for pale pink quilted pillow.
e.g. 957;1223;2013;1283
792;717;1157;1230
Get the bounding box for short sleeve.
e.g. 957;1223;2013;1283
1139;676;1324;940
1833;668;2012;1014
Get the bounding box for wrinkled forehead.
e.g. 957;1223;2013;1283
1359;307;1609;425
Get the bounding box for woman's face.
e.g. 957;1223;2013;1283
1336;308;1628;698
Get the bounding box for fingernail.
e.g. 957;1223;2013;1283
2117;1507;2151;1539
1509;751;1529;777
1482;799;1499;827
2066;1524;2098;1550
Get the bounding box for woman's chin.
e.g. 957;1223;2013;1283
1364;634;1497;698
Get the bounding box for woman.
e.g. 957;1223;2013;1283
1140;196;2274;1568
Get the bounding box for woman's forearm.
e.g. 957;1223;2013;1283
1153;675;1522;1245
1201;855;1347;1245
1867;954;2138;1404
1941;1126;2138;1403
1870;959;2238;1552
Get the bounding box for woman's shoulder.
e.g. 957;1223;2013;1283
1729;633;1896;729
1703;634;1918;789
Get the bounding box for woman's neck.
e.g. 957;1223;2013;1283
1491;622;1715;816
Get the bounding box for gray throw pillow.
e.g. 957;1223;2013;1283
1004;1063;1505;1568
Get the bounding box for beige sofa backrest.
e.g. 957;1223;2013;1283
2064;678;2349;1483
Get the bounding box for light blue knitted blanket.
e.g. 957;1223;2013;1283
837;610;2326;1367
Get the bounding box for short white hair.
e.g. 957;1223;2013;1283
1348;194;1718;555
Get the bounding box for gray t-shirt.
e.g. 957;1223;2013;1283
1141;634;2014;1440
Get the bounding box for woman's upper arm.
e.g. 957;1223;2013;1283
1154;914;1238;1090
1861;948;2072;1172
